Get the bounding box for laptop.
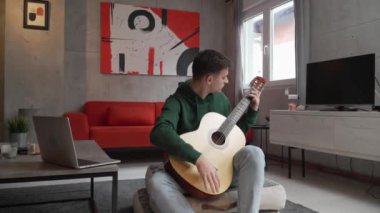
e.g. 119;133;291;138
33;116;120;169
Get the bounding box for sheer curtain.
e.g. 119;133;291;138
232;0;244;106
294;0;310;105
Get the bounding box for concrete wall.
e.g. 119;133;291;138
250;0;380;178
303;0;380;178
4;0;65;121
64;0;227;112
0;0;5;140
241;0;380;179
4;0;378;178
309;0;380;106
2;0;227;137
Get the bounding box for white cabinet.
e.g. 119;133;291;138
270;110;380;161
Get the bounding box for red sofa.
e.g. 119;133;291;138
64;101;164;149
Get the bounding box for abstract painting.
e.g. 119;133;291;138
23;0;50;30
101;3;200;76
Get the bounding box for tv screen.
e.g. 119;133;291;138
306;54;375;105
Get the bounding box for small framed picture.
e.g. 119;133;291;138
23;0;50;30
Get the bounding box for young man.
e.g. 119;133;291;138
147;49;265;213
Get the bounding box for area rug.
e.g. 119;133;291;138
0;179;317;213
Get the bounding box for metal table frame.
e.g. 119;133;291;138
0;142;119;213
0;171;118;213
251;124;284;170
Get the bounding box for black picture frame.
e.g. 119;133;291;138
23;0;50;30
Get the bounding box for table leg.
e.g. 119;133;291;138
288;147;292;179
91;177;94;199
265;129;268;171
89;177;97;213
112;172;118;213
281;146;284;168
302;149;306;177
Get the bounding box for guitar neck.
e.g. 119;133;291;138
218;76;265;138
218;97;251;136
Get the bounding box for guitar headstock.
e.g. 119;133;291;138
249;76;266;93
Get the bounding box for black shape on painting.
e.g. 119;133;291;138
128;10;155;32
177;48;200;76
161;9;167;26
28;13;36;21
119;53;125;72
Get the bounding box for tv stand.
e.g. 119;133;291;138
336;106;358;111
320;106;358;111
270;110;380;162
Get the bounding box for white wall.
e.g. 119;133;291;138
243;0;266;11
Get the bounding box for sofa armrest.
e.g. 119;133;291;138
64;112;90;140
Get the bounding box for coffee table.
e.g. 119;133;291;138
0;141;119;213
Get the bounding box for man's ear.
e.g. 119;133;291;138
205;74;213;85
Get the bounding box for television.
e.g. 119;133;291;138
306;54;375;107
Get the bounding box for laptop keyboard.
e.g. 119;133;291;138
77;158;99;166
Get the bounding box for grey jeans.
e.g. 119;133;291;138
145;145;265;213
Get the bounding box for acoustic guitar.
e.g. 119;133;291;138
165;76;266;199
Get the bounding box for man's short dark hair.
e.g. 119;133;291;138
192;49;231;80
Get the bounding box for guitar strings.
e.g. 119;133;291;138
214;98;251;145
213;80;264;145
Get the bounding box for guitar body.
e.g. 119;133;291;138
167;76;266;199
168;112;246;198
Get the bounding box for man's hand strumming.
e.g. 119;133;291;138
195;155;220;194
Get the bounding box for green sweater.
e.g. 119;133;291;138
150;81;258;164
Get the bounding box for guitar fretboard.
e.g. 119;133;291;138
218;97;251;137
214;76;265;143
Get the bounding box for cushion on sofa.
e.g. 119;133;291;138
155;102;165;119
63;112;90;140
66;101;164;148
84;101;156;126
90;126;153;148
107;105;155;126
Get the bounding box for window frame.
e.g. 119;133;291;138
242;0;296;88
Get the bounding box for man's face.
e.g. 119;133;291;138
209;68;229;93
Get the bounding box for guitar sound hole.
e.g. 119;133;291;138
211;132;226;145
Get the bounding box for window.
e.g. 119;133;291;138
243;0;295;87
243;14;263;85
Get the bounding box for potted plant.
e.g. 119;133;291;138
7;115;29;154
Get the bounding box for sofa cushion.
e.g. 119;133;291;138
84;101;156;126
155;102;165;119
90;126;153;148
64;112;90;140
107;105;155;126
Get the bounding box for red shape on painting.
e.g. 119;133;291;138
148;48;155;75
127;71;140;75
101;3;112;74
160;61;163;76
151;9;199;48
36;7;44;16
